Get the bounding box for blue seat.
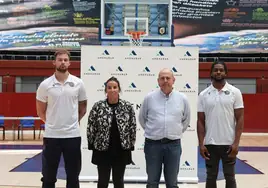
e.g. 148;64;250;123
0;115;5;140
38;124;45;139
18;116;35;140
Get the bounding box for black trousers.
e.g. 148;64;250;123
41;137;81;188
205;145;237;188
97;163;126;188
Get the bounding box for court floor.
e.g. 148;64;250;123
0;133;267;188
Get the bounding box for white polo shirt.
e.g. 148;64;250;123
198;82;244;145
36;74;87;138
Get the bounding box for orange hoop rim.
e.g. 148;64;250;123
127;31;146;40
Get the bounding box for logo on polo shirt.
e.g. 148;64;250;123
68;82;74;87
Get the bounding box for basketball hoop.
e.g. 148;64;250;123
126;31;146;46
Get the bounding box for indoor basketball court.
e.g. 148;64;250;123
0;0;267;188
0;134;267;188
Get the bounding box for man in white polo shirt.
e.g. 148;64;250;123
197;61;244;188
36;49;87;188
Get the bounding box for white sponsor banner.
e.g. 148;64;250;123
80;45;199;183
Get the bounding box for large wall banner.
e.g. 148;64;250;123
0;0;100;50
79;45;199;183
1;0;267;53
173;0;268;53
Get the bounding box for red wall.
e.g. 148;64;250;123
243;94;268;132
0;93;267;132
0;93;43;129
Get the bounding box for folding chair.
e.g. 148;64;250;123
38;124;45;139
18;116;35;140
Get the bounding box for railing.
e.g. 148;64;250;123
0;50;267;62
0;50;81;61
199;53;268;62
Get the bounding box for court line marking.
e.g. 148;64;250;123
0;150;41;154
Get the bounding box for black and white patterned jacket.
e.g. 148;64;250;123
87;99;136;151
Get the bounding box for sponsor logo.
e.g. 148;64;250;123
97;50;114;59
137;143;144;151
185;51;192;57
180;161;195;171
171;67;182;77
152;51;169;60
96;82;106;92
125;50;142;60
124;82;141;92
111;66;127;76
84;65;100;75
179;51;196;61
138;66;155;76
178;83;196;93
187;125;196;132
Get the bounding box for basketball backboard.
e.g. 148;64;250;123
100;0;173;46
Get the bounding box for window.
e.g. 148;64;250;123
16;77;47;93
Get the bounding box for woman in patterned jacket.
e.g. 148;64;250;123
87;76;137;188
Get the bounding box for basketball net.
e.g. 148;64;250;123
127;31;146;46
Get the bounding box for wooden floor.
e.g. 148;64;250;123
239;134;268;146
0;133;268;188
2;133;268;146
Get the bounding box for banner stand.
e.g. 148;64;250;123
80;45;199;183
